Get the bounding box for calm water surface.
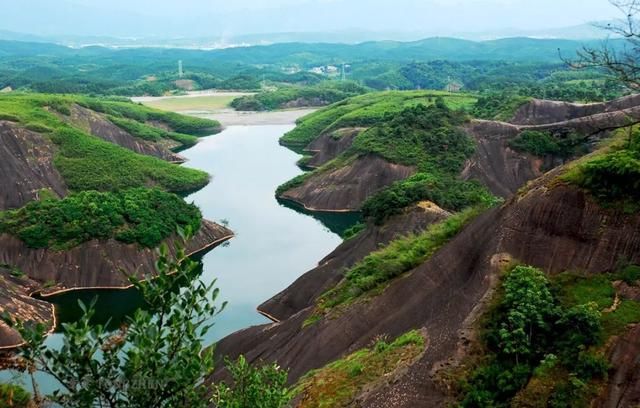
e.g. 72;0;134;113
2;124;349;392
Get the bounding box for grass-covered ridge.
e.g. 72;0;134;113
293;330;425;408
279;90;478;147
305;207;483;326
0;188;201;250
230;81;369;111
0;93;211;193
278;99;497;222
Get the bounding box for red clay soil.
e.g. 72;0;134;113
0;121;68;210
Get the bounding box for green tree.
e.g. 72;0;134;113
213;356;290;408
497;266;557;364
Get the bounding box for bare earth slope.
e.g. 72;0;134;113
259;202;450;321
0;121;67;209
510;94;640;125
214;95;640;406
281;154;415;212
0;268;54;350
304;128;363;169
215;176;640;406
59;104;185;162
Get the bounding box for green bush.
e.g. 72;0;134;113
280;90;477;147
472;93;531;121
0;383;30;408
51;127;209;193
0;188;201;249
564;131;640;211
108;115;198;147
509;130;585;158
461;266;608;407
362;173;497;224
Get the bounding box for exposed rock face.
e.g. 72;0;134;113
522;104;640;136
462;120;544;198
462;95;640;198
259;202;450;321
510;94;640;125
0;121;68;210
0;268;54;349
0;220;233;294
595;324;640;408
281;98;329;109
215;179;640;406
0;220;233;349
59;105;185;162
304;128;363;169
281;154;416;212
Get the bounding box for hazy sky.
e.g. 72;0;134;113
2;0;624;38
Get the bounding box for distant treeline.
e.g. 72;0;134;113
0;38;627;102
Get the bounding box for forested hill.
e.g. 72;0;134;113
0;37;620;63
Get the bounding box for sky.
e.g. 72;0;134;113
1;0;624;39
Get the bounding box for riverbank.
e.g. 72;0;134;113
133;92;316;127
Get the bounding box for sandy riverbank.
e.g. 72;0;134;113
133;91;317;126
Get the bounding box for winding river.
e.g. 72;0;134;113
2;114;356;393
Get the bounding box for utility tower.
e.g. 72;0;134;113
341;63;346;81
178;60;184;78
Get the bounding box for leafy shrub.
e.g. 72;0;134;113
108;115;198;147
0;188;201;249
213;356;290;408
509;130;586;159
619;264;640;285
461;266;608;407
564;131;640;211
280;90;477;147
472;93;531;121
362;174;497;224
0;383;30;408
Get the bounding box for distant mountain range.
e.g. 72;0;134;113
0;22;615;50
0;36;623;66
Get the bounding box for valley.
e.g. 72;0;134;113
1;6;640;405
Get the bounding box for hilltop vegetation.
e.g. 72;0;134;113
0;93;214;192
230;81;369;111
279;96;497;223
564;129;640;212
0;188;201;250
280;90;477;147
